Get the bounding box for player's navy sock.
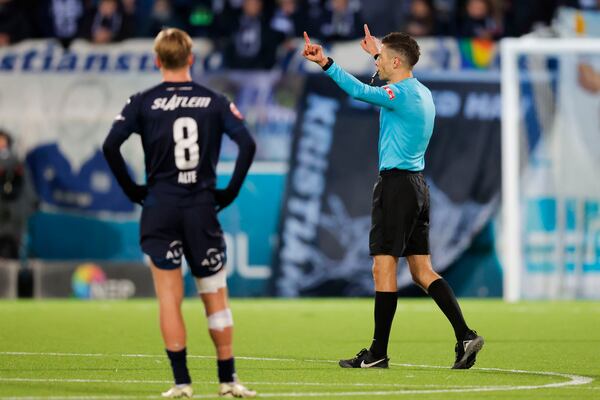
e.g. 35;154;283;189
217;357;236;383
166;348;191;385
427;278;470;341
369;291;398;358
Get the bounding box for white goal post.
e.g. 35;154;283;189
500;37;600;302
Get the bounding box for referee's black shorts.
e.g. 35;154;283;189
369;169;430;257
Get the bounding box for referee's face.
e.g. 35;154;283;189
376;46;396;81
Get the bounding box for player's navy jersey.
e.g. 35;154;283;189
105;81;249;206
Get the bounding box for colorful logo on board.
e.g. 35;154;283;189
459;39;497;69
71;263;106;299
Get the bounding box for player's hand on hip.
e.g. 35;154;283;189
361;24;382;57
127;184;148;206
302;32;328;67
213;188;237;212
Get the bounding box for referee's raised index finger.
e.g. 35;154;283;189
303;31;311;44
364;24;371;37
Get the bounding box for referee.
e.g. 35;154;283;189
303;26;484;369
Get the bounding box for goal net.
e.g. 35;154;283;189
501;38;600;301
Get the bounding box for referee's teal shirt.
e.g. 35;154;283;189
324;61;435;172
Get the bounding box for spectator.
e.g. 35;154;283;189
81;0;134;44
142;0;186;37
503;0;559;37
223;0;283;69
433;0;458;35
403;0;437;37
319;0;364;42
209;0;247;39
122;0;137;26
0;0;31;46
359;0;405;37
0;130;37;259
31;0;85;48
271;0;304;39
184;0;215;37
458;0;502;39
52;0;85;44
300;0;327;37
579;63;600;93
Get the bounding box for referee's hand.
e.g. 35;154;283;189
361;24;382;57
302;32;328;68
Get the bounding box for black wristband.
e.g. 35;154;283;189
374;53;380;60
322;57;334;71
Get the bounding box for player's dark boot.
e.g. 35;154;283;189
452;330;484;369
339;348;389;368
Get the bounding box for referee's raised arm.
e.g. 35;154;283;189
360;24;382;58
302;30;408;109
302;31;329;68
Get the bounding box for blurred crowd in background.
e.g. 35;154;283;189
1;0;599;65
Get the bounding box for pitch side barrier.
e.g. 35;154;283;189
29;260;154;299
0;259;19;298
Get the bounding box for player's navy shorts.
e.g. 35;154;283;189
140;203;226;278
369;169;430;257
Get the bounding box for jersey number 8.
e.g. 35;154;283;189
173;117;199;170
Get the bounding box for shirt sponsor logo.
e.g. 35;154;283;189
201;248;225;272
151;95;212;111
166;240;183;265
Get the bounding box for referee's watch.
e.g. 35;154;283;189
321;57;334;71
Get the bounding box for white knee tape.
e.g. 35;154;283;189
196;268;227;294
207;308;233;331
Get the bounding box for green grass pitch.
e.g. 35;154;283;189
1;299;599;399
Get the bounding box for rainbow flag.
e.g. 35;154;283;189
459;39;498;69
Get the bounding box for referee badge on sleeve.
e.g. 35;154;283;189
383;85;395;100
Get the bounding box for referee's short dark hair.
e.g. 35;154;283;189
381;32;420;69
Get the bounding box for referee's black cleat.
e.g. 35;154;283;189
452;330;484;369
339;348;389;369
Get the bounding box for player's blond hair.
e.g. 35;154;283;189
153;28;193;70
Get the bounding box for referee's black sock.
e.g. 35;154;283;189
166;348;191;385
369;291;398;358
427;278;470;341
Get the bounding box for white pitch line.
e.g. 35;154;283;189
0;378;481;389
0;397;217;400
0;351;593;397
0;397;150;400
0;378;172;384
245;382;478;388
391;362;593;388
0;352;296;362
